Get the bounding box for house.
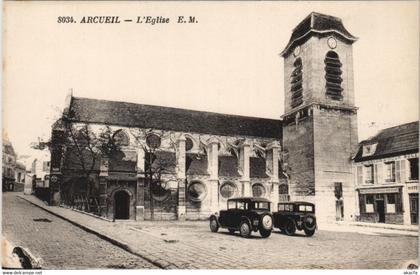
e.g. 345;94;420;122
3;133;17;191
14;162;26;192
353;121;419;225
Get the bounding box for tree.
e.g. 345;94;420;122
129;129;178;220
32;114;122;211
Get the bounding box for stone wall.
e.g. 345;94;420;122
282;114;315;198
313;106;358;223
357;213;404;225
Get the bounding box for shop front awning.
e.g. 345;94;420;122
358;187;401;194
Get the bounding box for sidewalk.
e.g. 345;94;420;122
318;221;418;237
347;221;418;232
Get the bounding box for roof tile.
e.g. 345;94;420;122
69;97;282;139
354;121;419;162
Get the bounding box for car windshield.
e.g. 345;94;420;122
298;205;314;212
279;204;293;211
253;202;270;210
227;200;236;209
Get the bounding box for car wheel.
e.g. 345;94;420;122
239;221;251;238
284;220;296;236
304;228;316;237
228;229;235;234
303;216;317;231
260;228;272;238
210;217;219;233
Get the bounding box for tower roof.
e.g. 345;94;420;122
281;12;357;57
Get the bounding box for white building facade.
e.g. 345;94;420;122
354;122;418;225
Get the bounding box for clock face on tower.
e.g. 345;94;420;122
327;37;337;49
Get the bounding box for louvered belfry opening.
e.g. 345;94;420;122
324;51;343;100
290;57;303;108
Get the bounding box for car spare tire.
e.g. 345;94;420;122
261;215;273;230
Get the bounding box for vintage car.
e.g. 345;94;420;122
209;197;273;238
273;201;317;237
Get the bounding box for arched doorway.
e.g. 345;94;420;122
114;190;130;220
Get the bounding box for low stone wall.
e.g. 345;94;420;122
356;213;404;225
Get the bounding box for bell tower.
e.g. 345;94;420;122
281;12;359;223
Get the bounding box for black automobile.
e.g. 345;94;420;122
209;197;273;238
273;201;317;237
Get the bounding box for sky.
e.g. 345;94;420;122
3;1;419;157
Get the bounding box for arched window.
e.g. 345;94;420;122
324;51;343;100
113;130;129;146
220;181;238;199
290;58;303;108
252;183;266;198
185;137;194;152
187;181;207;202
279;184;289;195
151;181;171;202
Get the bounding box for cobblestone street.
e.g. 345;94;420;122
3;193;419;269
2;193;157;269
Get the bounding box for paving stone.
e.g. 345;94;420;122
2;193;157;269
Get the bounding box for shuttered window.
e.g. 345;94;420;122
385;161;396;182
356;166;363;185
375;163;383;184
324;51;343;100
400;159;406;182
290;58;303;108
365;165;374;184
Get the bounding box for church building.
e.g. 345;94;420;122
50;12;359;224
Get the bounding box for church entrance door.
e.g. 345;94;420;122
114;190;130;219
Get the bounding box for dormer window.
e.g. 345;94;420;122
324;51;343;100
362;143;377;157
290;57;303;108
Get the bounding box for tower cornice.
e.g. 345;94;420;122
281;102;358;120
281;12;358;58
